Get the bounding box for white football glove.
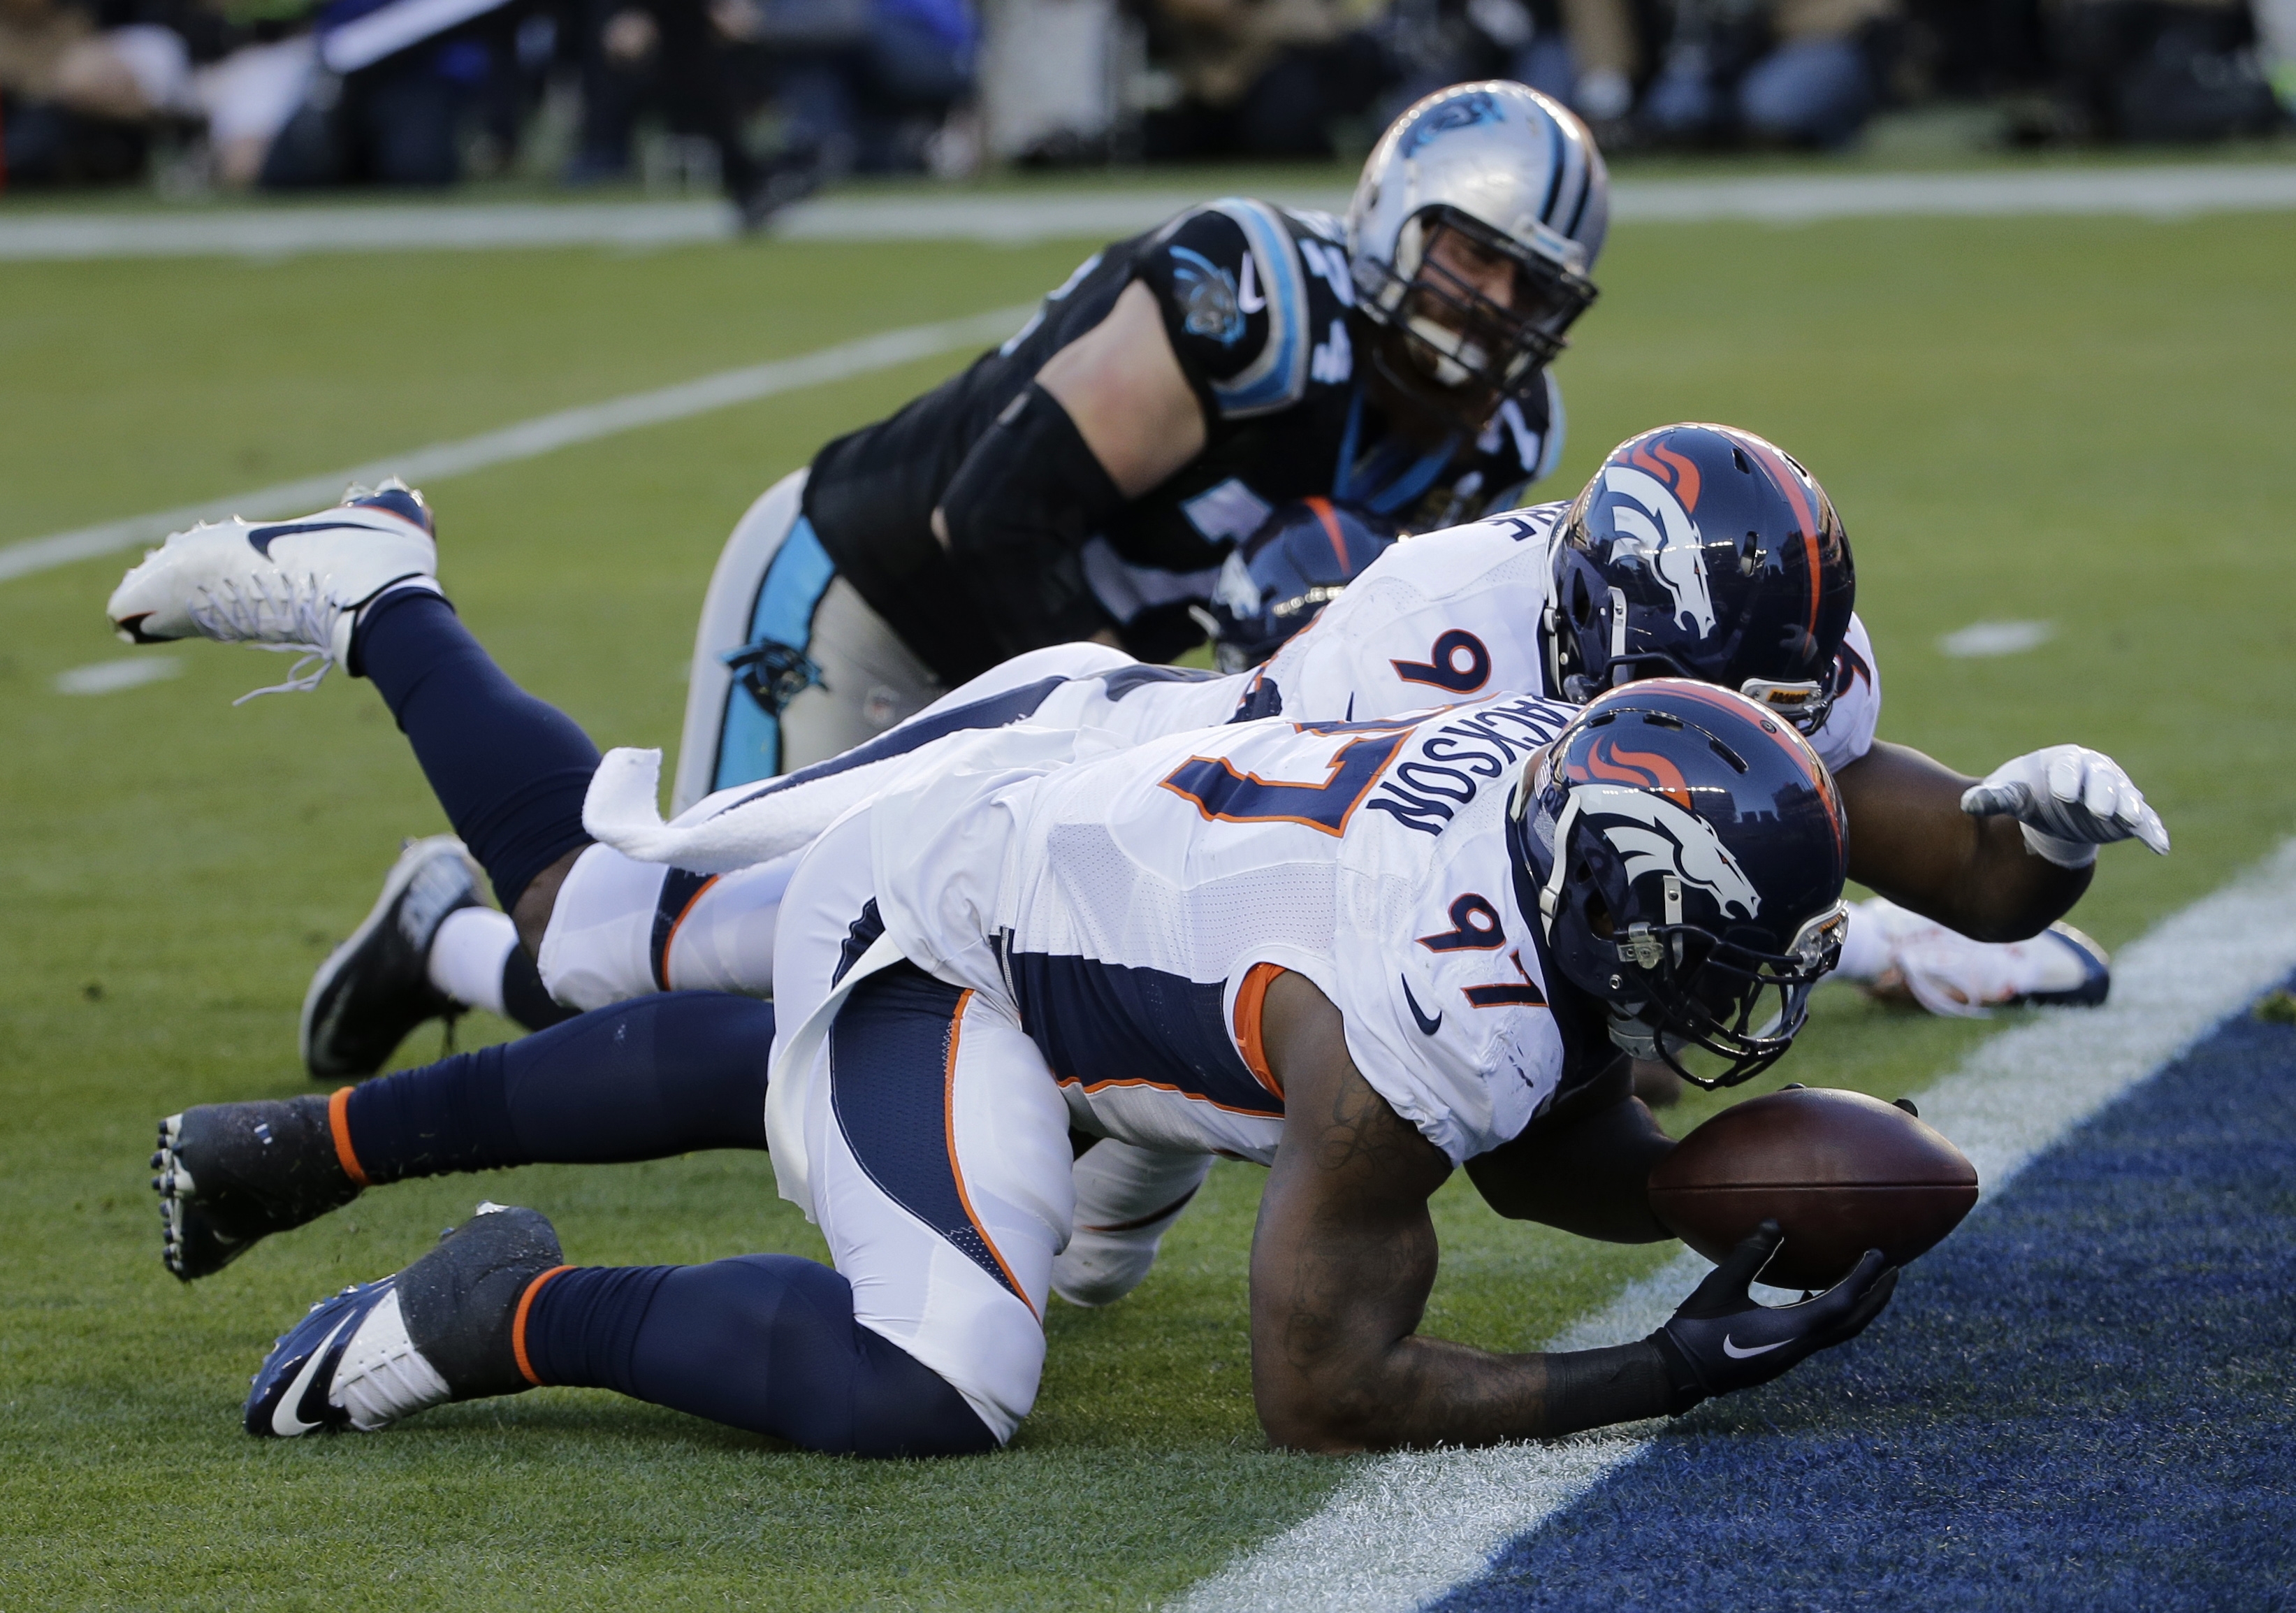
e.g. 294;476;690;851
1960;745;2170;869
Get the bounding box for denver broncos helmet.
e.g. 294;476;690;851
1508;678;1848;1088
1546;424;1855;735
1198;499;1400;674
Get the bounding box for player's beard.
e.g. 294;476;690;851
1360;319;1505;449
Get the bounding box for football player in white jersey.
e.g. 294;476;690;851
114;426;2168;1308
219;681;1903;1455
216;424;2151;1079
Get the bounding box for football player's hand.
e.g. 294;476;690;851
1648;1222;1896;1408
1960;744;2170;868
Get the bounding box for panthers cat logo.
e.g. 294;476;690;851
1398;89;1503;157
1601;442;1715;637
1169;246;1244;345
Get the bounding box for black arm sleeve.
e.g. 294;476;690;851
936;382;1128;661
1541;1339;1701;1434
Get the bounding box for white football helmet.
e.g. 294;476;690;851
1349;82;1608;406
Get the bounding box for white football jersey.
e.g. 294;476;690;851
1258;501;1883;775
864;692;1613;1169
850;502;1881;782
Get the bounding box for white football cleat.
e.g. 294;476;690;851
105;482;437;700
1845;897;2111;1018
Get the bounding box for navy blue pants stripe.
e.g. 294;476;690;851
1430;979;2296;1612
829;962;1022;1301
648;868;718;991
1005;948;1282;1118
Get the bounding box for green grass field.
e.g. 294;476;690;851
3;187;2293;1610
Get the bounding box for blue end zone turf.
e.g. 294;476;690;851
1434;983;2296;1612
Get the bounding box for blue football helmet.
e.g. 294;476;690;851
1508;678;1849;1089
1199;499;1400;674
1547;424;1856;735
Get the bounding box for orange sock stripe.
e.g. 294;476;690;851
327;1086;370;1188
511;1265;574;1387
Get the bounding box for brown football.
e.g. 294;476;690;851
1647;1087;1980;1289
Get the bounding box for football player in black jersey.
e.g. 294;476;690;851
673;80;1608;810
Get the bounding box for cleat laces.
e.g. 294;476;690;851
185;570;347;702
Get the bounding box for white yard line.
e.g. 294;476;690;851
1172;835;2296;1613
0;164;2290;261
53;656;182;694
0;305;1031;588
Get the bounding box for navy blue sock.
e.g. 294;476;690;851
353;588;600;909
500;946;579;1032
340;992;772;1182
523;1257;998;1456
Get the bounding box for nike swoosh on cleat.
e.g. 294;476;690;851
1400;975;1443;1036
270;1313;356;1436
1721;1333;1792;1359
245;520;366;558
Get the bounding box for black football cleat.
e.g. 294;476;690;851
300;835;485;1081
245;1204;562;1437
154;1094;362;1280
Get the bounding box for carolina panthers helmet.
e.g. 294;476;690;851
1349;82;1608;410
1507;679;1848;1089
1546;424;1855;735
1198;499;1400;674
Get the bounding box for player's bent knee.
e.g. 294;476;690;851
535;844;672;1011
628;1254;998;1457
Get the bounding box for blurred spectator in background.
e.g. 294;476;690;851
0;0;2284;197
572;0;973;211
1;0;196;180
259;0;530;187
1641;0;1894;145
1138;0;1397;157
2263;0;2296;109
2032;0;2279;139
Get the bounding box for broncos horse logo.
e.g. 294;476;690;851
1572;783;1761;920
1599;440;1715;638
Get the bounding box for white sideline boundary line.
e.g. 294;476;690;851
0;304;1032;588
0;164;2290;260
1172;837;2296;1613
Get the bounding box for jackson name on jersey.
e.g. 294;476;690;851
859;690;1611;1171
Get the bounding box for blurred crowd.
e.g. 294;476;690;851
1;0;2289;202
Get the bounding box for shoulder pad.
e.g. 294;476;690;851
1200;199;1314;419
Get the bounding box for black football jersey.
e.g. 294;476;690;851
801;199;1567;682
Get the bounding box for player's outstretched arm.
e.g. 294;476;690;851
1837;741;2095;943
1249;974;1892;1452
